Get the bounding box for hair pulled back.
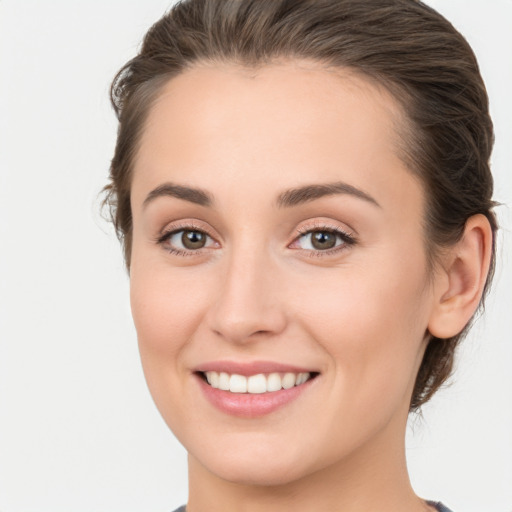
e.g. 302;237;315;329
104;0;497;410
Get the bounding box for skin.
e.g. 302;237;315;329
128;60;492;512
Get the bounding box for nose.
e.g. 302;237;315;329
205;250;287;344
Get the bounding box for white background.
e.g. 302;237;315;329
0;1;510;511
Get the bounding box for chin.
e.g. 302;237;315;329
202;453;313;487
184;429;318;486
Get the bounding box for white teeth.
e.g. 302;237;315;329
247;374;267;394
207;371;219;388
229;374;247;393
282;372;296;389
218;372;230;391
296;372;309;385
203;371;312;393
267;372;282;392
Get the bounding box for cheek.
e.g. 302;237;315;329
129;260;217;431
292;256;431;409
129;260;211;365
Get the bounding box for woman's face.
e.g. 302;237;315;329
129;61;438;485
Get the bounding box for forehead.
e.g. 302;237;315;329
132;60;421;215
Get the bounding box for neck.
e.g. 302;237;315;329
186;409;432;512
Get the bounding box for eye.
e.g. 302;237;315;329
292;228;356;253
159;227;217;254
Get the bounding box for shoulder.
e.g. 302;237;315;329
171;507;186;512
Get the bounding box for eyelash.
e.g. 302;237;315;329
156;223;357;257
293;225;357;257
156;222;215;256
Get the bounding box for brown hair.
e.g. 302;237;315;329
104;0;497;410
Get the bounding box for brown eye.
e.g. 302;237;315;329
181;230;207;249
310;231;337;250
163;228;215;253
293;228;355;253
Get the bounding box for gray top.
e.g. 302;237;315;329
172;502;453;511
428;502;454;512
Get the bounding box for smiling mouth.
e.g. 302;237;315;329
198;371;318;394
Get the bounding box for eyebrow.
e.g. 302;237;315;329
142;180;380;210
276;182;381;208
143;182;213;208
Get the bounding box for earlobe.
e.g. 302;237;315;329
428;214;493;339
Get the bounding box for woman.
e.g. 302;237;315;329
103;0;497;510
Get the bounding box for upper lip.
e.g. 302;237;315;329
193;360;317;376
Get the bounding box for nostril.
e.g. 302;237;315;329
254;330;273;336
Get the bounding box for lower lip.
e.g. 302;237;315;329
196;374;316;418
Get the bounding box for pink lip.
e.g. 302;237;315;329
194;360;315;376
193;361;318;418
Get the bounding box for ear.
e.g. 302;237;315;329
428;214;493;339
